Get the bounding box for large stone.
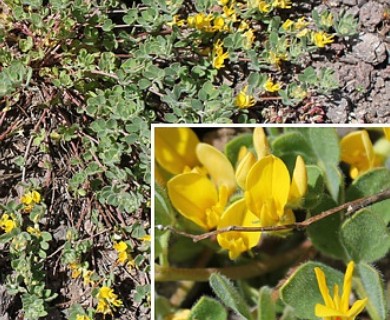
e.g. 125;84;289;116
353;33;387;65
359;1;384;29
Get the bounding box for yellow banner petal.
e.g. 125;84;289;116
196;143;236;196
155;127;200;174
167;173;219;230
245;155;290;221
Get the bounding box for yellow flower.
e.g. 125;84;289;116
21;190;41;205
294;17;309;30
168;172;228;230
0;213;17;233
96;299;111;315
264;78;281;92
27;226;41;237
236;128;270;189
164;309;191;320
82;269;94;285
97;286;123;315
238;20;249;31
272;0;291;8
312;31;334;48
167;15;185;27
297;28;310;38
155;127;201;175
235;151;257;189
282;19;294;31
164;135;236;230
76;315;91;320
268;51;288;66
340;130;379;179
113;240;127;252
21;190;41;213
258;0;271;12
288;155;307;207
235;86;255;108
69;262;82;279
222;2;237;21
245;155;306;227
196;143;236;196
217;199;261;259
253;127;270;160
212;40;229;69
314;261;367;320
188;13;213;31
243;28;255;48
113;241;135;268
212;16;227;32
118;251;128;264
140;234;151;241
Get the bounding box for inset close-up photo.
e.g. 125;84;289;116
153;126;390;320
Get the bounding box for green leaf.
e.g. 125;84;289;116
258;287;275;320
280;262;343;320
307;194;345;260
155;295;173;320
143;65;165;80
189;296;228;320
346;168;390;224
247;73;260;88
272;132;317;166
306;128;342;202
308;128;340;165
19;36;33;52
209;273;253;320
321;163;343;203
280;306;297;320
155;183;175;227
123;9;138;25
355;262;387;320
340;209;390;263
298;67;317;85
303;165;325;209
224;133;253;166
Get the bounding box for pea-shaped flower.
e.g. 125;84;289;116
340;130;377;179
245;155;307;227
167;143;236;230
217;199;261;259
167;172;228;230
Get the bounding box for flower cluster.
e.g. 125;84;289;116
113;241;135;269
0;213;17;233
21;190;41;213
164;0;343;111
68;262;95;286
155;127;307;259
96;286;123;315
